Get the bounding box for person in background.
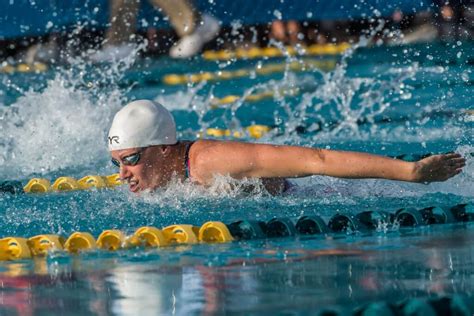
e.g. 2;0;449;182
270;20;303;45
434;0;469;40
90;0;220;61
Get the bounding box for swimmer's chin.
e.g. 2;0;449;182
129;183;162;194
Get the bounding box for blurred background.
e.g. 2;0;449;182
0;0;472;64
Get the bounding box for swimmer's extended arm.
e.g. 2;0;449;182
194;142;465;183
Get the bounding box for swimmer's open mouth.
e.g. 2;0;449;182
129;179;139;192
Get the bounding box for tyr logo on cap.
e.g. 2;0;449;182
108;136;120;145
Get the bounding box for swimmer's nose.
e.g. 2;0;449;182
119;165;132;181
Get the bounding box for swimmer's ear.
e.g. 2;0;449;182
160;145;172;157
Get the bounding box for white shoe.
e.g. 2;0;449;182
89;44;136;62
169;14;220;59
24;41;59;64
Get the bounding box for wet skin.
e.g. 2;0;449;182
110;143;288;194
111;146;169;193
111;141;466;194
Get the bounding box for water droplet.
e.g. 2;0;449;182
273;10;282;19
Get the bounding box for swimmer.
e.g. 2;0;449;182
108;100;466;194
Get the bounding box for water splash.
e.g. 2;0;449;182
0;29;471;225
0;75;122;178
0;42;147;178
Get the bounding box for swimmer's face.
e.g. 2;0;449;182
110;146;171;193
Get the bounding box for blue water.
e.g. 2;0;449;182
0;41;473;315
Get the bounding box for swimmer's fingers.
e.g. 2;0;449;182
447;155;466;171
446;157;466;169
441;153;462;160
449;157;466;163
451;158;466;168
443;157;465;177
450;165;463;173
440;153;466;169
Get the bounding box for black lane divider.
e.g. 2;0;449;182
227;203;473;240
348;294;474;316
227;220;268;239
0;180;23;194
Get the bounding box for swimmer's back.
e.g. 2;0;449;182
189;139;289;195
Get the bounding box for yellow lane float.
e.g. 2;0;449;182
64;232;96;253
104;174;122;187
96;230;127;251
0;222;237;261
202;124;272;140
52;177;81;191
162;59;336;85
130;226;168;248
23;178;51;193
0;237;32;260
78;175;107;189
202;43;351;61
162;225;200;244
247;125;272;139
27;234;65;256
22;173;121;194
0;62;48;74
209;87;301;108
198;221;234;243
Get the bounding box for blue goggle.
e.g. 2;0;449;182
111;150;142;168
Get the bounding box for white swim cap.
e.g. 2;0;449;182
108;100;177;151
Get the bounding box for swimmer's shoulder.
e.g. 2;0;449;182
190;139;247;154
189;139;236;165
189;140;251;182
186;139;220;184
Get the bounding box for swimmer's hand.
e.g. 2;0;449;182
413;153;466;183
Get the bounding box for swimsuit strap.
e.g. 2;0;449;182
184;141;194;179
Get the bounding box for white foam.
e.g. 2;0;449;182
136;174;273;205
0;74;123;178
0;40;147;179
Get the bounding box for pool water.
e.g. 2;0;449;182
0;41;473;315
